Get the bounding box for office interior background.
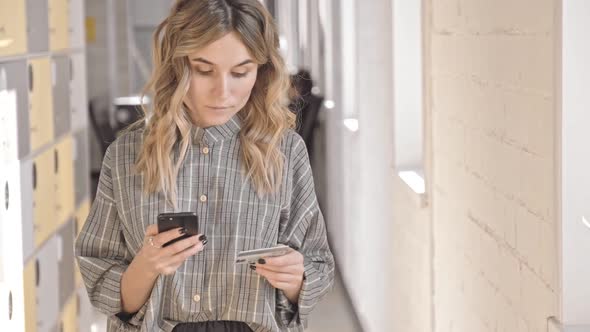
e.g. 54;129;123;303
1;0;590;331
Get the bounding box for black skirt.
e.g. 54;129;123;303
171;321;253;332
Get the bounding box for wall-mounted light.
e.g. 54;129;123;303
343;118;358;132
582;216;590;229
324;100;335;109
398;170;426;194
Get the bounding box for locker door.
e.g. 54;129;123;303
55;136;74;228
48;0;69;51
0;60;31;160
28;58;54;153
0;89;18;162
59;294;77;332
23;259;37;332
52;56;71;139
0;0;28;56
26;0;50;53
73;199;90;288
69;0;85;49
0;159;34;262
73;130;90;207
35;236;60;332
57;220;75;309
32;149;56;248
69;53;89;132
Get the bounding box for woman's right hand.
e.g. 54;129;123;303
135;224;207;276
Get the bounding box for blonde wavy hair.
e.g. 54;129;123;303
134;0;295;207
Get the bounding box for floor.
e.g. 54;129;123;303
306;273;364;332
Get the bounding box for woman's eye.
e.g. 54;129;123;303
195;68;213;75
232;72;248;78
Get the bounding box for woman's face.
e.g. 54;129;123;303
184;32;259;128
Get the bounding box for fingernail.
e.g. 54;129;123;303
258;258;266;264
249;265;256;271
201;239;208;246
179;227;187;235
198;234;207;241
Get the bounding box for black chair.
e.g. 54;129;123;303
289;69;324;160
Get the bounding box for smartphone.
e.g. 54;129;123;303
157;212;199;247
235;244;291;264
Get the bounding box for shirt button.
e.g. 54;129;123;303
200;195;207;202
193;294;201;302
202;146;209;154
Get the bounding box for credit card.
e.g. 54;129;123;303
235;244;291;264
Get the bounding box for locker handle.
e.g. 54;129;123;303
8;290;12;320
52;61;57;87
28;64;33;92
4;181;8;210
35;259;40;287
54;149;59;173
32;162;37;190
70;57;74;81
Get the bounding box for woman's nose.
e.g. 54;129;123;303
212;75;231;99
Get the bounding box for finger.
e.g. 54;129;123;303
145;224;158;236
168;242;204;266
255;267;294;283
255;263;301;274
154;228;191;248
264;251;303;267
163;234;203;255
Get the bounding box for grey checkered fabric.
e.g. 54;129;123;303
74;114;335;332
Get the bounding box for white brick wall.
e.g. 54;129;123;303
431;0;558;330
391;0;559;331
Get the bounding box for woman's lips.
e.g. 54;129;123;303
206;105;232;110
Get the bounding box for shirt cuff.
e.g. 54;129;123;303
106;265;148;327
278;257;324;329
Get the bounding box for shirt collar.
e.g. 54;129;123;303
192;113;242;145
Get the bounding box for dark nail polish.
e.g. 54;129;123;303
258;258;266;264
201;239;208;246
179;227;187;235
198;234;207;241
249;265;256;271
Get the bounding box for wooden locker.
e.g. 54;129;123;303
0;159;34;262
32;149;56;248
52;56;71;139
26;0;50;53
69;0;85;49
0;60;30;160
0;0;28;56
69;53;89;132
48;0;69;51
28;58;54;153
55;136;74;228
57;220;75;309
73;199;90;288
73;129;90;207
59;293;77;332
23;259;37;332
34;236;60;332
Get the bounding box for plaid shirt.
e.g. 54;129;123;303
74;114;335;332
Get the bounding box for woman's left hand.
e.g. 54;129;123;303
252;248;305;304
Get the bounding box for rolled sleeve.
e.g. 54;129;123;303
277;134;336;329
74;145;146;327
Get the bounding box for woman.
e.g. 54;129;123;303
74;0;334;331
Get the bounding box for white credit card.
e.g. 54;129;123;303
235;244;291;264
